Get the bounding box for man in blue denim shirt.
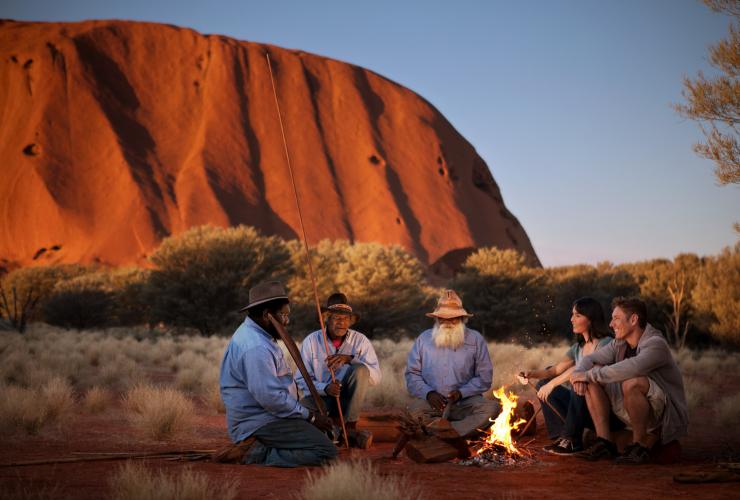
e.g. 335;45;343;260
405;290;499;437
219;281;337;467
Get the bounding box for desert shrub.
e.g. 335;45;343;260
618;254;703;348
682;375;710;416
715;393;740;428
541;262;638;341
452;248;548;341
0;377;74;435
123;384;195;440
43;289;113;330
0;264;91;332
83;386;112;414
108;461;237;500
148;225;292;336
287;240;433;336
692;244;740;345
301;460;424;500
47;268;152;327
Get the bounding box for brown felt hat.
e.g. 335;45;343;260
426;289;473;319
239;281;289;312
320;292;360;325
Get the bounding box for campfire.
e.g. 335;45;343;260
460;387;535;467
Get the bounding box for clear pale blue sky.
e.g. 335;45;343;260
3;0;738;266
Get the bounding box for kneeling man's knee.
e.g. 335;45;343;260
621;377;648;394
353;364;369;379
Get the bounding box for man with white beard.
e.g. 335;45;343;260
405;290;499;438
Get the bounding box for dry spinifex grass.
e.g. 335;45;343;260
0;377;74;436
108;461;237;500
123;384;195;440
301;460;424;500
82;386;112;414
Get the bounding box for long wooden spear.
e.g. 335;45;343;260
265;52;349;449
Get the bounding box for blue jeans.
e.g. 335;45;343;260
245;418;337;467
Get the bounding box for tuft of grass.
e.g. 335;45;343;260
108;461;238;500
40;377;74;424
123;384;195;440
1;480;61;500
301;460;424;500
83;386;112;414
715;393;740;428
0;378;74;436
0;384;46;435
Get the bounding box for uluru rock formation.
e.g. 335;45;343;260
0;19;539;271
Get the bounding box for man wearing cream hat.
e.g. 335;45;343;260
404;290;499;437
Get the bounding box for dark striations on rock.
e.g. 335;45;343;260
0;20;539;269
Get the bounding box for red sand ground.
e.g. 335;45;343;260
1;396;737;500
0;19;538;273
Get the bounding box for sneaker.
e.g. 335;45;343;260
543;437;582;455
575;437;618;461
615;442;651;465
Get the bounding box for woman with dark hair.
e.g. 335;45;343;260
520;297;613;455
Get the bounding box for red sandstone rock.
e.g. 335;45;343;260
0;20;539;269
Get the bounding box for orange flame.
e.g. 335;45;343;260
477;386;526;456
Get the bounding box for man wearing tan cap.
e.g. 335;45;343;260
219;281;337;467
405;290;499;437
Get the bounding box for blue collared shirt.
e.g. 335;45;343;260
295;329;382;396
219;317;309;443
405;328;493;400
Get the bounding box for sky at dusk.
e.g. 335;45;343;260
3;0;738;266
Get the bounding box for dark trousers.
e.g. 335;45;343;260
245;419;337;468
301;364;369;423
536;377;591;445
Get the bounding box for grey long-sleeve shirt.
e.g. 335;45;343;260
574;324;688;444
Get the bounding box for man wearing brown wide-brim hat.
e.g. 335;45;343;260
296;293;381;449
219;281;337;467
404;290;500;438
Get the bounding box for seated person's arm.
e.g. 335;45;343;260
537;364;575;400
404;338;433;399
457;335;493;398
246;347;309;419
296;336;329;396
354;336;382;385
585;340;668;384
524;357;572;380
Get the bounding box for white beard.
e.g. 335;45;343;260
432;321;466;349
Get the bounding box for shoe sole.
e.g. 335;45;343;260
548;449;581;456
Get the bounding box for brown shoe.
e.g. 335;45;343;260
349;429;373;449
212;437;256;463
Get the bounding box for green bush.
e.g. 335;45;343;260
692;244;740;346
617;254;703;347
287;240;433;336
147;225;292;336
541;262;638;341
0;265;91;332
452;248;548;341
41;267;151;328
43;289;113;330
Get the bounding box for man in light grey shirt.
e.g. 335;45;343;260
570;297;688;465
296;293;380;448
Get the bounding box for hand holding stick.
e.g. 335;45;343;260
517;372;566;424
